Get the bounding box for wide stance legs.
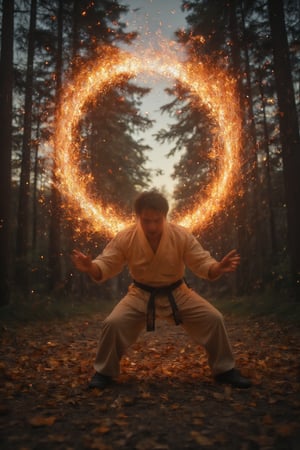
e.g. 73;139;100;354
94;284;235;378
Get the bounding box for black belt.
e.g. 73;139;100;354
133;279;183;331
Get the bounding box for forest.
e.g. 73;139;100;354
1;2;300;449
0;0;299;311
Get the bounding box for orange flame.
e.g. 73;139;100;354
54;45;242;237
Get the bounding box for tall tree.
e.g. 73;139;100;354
68;0;151;211
0;0;14;305
48;0;152;293
227;0;260;293
15;0;37;294
48;0;63;291
157;0;299;296
268;0;300;297
86;82;153;210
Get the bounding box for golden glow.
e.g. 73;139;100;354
54;45;242;237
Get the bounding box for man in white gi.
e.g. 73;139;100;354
72;190;251;389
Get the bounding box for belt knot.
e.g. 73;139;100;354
133;279;183;331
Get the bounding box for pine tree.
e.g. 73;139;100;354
0;0;14;305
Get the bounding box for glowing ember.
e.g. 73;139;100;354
54;45;242;237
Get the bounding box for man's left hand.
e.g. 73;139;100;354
208;249;240;279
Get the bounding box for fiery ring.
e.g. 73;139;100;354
55;46;241;237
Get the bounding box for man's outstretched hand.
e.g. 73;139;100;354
71;249;102;280
219;249;241;273
208;249;240;279
71;249;93;272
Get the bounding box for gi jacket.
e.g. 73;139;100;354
93;221;217;287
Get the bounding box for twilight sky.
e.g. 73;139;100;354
122;0;188;196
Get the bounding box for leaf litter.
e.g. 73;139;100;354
0;313;299;449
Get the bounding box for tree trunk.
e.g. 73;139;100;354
228;0;259;293
32;98;41;252
48;0;63;290
0;0;14;305
239;1;266;288
15;0;37;296
257;69;277;257
268;0;300;297
72;0;80;61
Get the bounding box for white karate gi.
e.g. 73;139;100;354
92;221;235;377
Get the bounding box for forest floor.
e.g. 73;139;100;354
0;304;299;450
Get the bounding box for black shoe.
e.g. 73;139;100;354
214;368;252;389
88;372;112;389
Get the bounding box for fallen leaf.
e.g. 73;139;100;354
29;415;56;427
212;392;224;401
87;437;113;449
123;395;136;406
92;425;111;434
262;414;273;425
276;423;296;436
140;391;151;399
114;419;129;426
191;431;214;446
215;432;228;444
233;403;244;412
192;418;204;426
170;403;181;410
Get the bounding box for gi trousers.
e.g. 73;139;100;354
94;283;235;377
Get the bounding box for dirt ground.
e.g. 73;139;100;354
0;311;299;449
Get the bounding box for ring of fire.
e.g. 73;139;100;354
54;46;242;237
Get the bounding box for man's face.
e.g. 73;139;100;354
139;208;166;240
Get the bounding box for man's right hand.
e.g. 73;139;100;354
71;249;102;280
71;249;93;272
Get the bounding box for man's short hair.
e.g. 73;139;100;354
134;190;169;216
